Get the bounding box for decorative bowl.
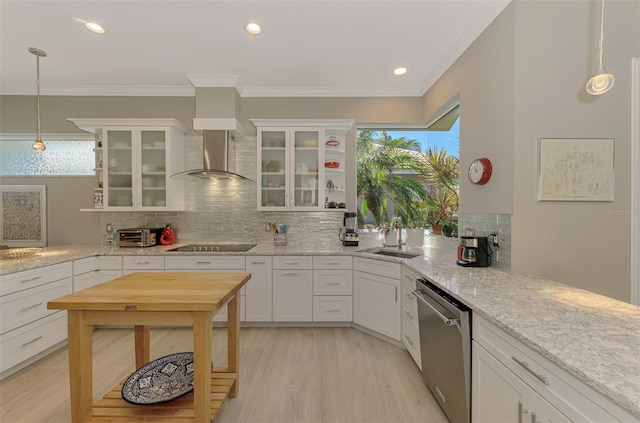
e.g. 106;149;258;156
325;160;340;169
0;248;41;259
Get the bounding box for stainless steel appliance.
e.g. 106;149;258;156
167;243;257;252
338;212;359;246
117;228;164;247
456;235;491;267
414;278;471;423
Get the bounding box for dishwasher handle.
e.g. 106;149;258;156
413;289;457;326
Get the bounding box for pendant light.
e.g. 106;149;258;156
586;0;615;95
29;47;47;152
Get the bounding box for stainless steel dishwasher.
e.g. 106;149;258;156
414;278;471;423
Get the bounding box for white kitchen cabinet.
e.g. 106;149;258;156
312;256;353;322
245;256;272;322
473;314;637;423
122;256;165;274
68;118;187;211
73;256;99;292
251;119;353;211
0;262;72;376
165;255;246;322
272;256;313;321
353;257;401;341
401;266;421;369
98;256;122;283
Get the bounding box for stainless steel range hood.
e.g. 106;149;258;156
172;129;252;180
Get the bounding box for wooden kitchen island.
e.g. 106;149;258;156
48;271;251;423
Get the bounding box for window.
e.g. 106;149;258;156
0;135;94;176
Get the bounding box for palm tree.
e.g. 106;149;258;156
419;146;459;229
356;131;427;227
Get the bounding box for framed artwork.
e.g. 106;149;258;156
537;138;614;202
0;185;47;246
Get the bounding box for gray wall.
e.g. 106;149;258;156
421;0;639;301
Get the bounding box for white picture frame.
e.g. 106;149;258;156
537;138;614;202
0;185;47;247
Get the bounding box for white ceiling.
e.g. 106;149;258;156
0;0;510;97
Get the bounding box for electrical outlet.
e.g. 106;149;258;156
491;231;500;247
106;223;113;234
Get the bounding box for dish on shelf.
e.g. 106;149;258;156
325;139;341;148
0;248;41;259
301;140;317;147
121;352;195;405
324;160;340;169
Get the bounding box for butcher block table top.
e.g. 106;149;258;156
48;271;251;423
48;271;251;312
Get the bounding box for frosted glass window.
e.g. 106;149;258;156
0;140;94;175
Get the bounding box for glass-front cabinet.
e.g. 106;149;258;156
252;119;353;211
68;118;186;211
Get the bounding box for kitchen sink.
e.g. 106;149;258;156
372;250;421;259
168;243;257;252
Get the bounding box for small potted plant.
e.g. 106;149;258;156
424;189;456;236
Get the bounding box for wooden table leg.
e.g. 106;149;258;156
67;310;93;423
193;311;213;423
134;325;150;368
227;293;240;397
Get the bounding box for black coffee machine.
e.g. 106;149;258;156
456;235;491;267
339;212;359;246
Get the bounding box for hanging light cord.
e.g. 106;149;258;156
35;53;42;142
596;0;605;69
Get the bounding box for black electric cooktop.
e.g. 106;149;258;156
167;243;257;252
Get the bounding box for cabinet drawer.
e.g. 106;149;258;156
1;262;72;297
313;256;352;270
313;296;352;321
122;256;165;270
73;271;98;292
165;256;245;270
313;270;352;295
402;282;418;315
401;294;419;326
474;315;627;422
73;256;98;275
402;266;421;287
100;255;123;270
1;278;71;335
0;312;67;373
273;256;313;269
354;257;401;279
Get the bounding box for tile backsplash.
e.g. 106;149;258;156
100;134;344;245
457;212;512;271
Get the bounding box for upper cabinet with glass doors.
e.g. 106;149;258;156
251;119;353;211
68;118;187;211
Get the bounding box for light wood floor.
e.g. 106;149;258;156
0;326;448;423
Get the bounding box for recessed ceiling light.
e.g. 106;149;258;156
85;22;105;34
393;67;407;76
245;22;262;35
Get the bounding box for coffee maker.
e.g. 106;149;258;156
339;212;359;246
456;234;491;267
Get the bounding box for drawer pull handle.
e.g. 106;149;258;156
512;356;549;385
196;261;211;264
21;302;43;311
250;261;266;265
326;282;341;286
283;272;300;276
20;275;43;284
284;261;300;265
325;262;341;265
135;261;150;265
21;336;43;347
404;334;415;346
404;310;414;319
324;308;340;312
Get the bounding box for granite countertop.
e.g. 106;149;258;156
1;236;638;418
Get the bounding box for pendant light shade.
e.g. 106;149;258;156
586;0;615;95
29;47;47;152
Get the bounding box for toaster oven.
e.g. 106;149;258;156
117;228;164;247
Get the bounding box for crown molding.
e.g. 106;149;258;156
0;84;195;96
240;85;422;98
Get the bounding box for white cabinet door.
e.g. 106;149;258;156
245;257;272;322
473;341;571;423
73;271;98;292
272;270;313;321
353;270;401;340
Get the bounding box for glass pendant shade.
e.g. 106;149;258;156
586;0;614;95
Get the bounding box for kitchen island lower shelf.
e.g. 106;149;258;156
90;369;236;422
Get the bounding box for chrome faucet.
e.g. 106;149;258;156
382;217;404;249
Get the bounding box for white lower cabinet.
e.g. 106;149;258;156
401;266;421;369
312;256;353;322
245;257;272;322
73;256;99;292
165;256;246;322
0;262;72;376
272;256;313;322
353;257;401;341
473;314;637;423
122;256;165;275
99;256;122;283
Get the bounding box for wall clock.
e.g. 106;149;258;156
468;158;492;185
